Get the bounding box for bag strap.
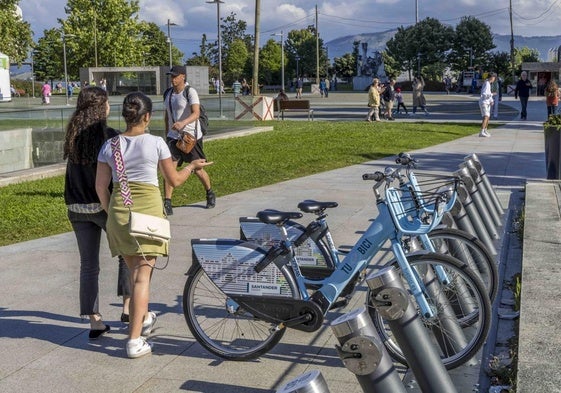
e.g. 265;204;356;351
110;136;134;207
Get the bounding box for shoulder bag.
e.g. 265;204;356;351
111;136;171;244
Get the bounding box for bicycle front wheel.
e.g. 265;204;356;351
424;227;498;302
368;253;492;370
183;263;287;361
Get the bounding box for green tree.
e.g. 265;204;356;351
0;0;34;64
186;34;212;66
258;39;281;85
225;38;249;82
138;21;183;66
33;28;64;82
333;53;356;79
448;16;495;72
386;26;416;76
285;26;328;80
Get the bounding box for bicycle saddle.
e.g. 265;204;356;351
297;200;338;213
257;209;303;225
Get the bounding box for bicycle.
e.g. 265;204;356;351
239;159;498;303
183;170;491;370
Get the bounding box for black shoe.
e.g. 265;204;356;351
163;199;173;216
89;324;110;340
121;313;129;323
206;190;216;209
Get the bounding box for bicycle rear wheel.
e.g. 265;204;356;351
183;263;287;361
423;227;498;302
368;253;491;370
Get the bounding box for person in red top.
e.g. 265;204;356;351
545;79;560;118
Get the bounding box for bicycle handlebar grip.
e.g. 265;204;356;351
396;152;415;165
362;172;385;181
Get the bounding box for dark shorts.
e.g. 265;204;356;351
167;137;207;166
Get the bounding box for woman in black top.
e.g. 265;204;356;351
63;86;130;339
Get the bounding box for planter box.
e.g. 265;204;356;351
544;126;561;179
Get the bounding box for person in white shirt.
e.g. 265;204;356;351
479;73;497;138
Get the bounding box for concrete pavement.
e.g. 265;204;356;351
0;93;553;393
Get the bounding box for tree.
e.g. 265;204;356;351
0;0;34;64
225;39;249;82
285;26;328;79
186;34;212;66
258;38;281;85
386;26;416;76
138;21;183;66
33;28;64;82
333;53;356;79
448;16;495;72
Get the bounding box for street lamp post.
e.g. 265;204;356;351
271;30;284;90
167;19;177;69
416;52;421;75
207;0;224;118
295;55;300;78
62;34;75;106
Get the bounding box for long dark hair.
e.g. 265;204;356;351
63;86;110;164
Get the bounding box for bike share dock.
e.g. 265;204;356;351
0;96;556;392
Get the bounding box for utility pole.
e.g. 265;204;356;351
252;0;261;96
415;0;418;24
315;4;320;85
509;0;515;82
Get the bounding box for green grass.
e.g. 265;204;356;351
0;120;485;246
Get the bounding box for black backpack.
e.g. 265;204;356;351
164;86;209;135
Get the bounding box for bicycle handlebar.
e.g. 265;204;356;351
395;152;418;167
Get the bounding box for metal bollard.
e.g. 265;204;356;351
331;307;406;393
366;266;458;393
464;153;504;215
276;370;331;393
454;167;499;240
455;183;497;254
459;161;502;227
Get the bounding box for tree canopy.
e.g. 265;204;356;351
0;0;33;64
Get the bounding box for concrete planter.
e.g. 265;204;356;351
544;126;561;179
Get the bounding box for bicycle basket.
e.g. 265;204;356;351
386;174;458;234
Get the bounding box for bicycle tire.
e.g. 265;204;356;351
367;253;492;370
421;227;498;302
183;263;291;361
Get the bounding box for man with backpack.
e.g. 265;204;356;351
162;65;215;214
382;79;396;121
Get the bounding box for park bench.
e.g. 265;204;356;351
277;99;314;121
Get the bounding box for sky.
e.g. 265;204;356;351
17;0;561;61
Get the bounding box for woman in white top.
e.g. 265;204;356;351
96;92;212;358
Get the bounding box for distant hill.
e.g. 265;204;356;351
326;29;561;62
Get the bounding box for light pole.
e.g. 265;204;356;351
166;19;177;69
416;52;421;75
295;55;300;78
271;30;284;90
62;33;75;106
207;0;224;118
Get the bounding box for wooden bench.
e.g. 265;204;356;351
277;100;314;121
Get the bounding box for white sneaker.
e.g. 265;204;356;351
141;311;157;336
479;130;491;138
126;337;153;359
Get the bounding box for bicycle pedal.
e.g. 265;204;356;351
330;298;349;310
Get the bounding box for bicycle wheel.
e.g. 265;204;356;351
368;253;492;370
423;227;498;302
183;263;288;361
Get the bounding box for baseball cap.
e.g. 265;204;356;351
167;65;186;76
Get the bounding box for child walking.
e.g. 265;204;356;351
394;88;408;115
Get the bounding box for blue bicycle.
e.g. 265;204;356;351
182;170;491;369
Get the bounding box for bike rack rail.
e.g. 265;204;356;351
330;306;407;393
366;266;458;393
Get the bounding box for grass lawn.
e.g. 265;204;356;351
0;120;487;246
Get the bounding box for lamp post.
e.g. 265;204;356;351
167;19;177;69
295;55;300;78
271;30;284;90
416;52;421;75
207;0;224;118
62;33;75;106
